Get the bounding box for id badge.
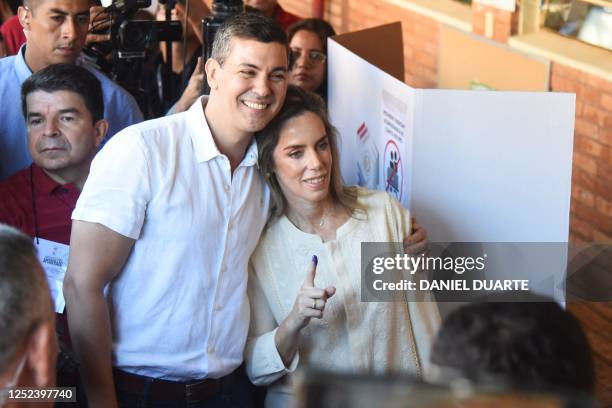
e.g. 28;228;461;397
34;238;69;313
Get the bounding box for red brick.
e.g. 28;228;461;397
423;41;437;55
583;103;611;128
574;134;602;158
570;216;595;240
552;63;583;82
596;197;612;217
585;73;612;94
575;118;599;139
569;232;588;243
601;93;612;111
597;161;612;185
574;202;612;235
579;84;603;106
551;75;580;94
599;128;612;148
415;50;436;69
575;100;584;116
593;229;612;242
574;152;598;175
572;184;595;207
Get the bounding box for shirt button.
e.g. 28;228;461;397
207;346;214;353
228;222;232;230
214;304;221;311
224;184;230;191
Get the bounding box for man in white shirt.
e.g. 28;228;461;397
63;13;289;408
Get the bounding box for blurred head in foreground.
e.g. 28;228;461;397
430;294;595;396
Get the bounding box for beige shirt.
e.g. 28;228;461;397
245;188;440;407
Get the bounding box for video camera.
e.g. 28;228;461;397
106;0;182;59
201;0;244;94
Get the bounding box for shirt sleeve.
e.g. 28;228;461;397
99;80;144;147
72;128;151;239
244;262;299;386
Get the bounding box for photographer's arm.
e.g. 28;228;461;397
64;221;135;408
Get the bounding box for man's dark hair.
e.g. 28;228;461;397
211;12;288;66
21;63;104;123
430;295;595;395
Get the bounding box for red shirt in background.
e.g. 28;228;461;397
0;15;26;56
275;4;301;31
0;163;79;245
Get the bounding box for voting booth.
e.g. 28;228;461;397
328;23;576;303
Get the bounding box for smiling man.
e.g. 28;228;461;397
64;13;288;408
0;0;142;180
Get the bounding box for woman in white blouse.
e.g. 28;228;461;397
245;86;439;407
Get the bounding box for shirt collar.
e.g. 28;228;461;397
187;96;260;168
14;45;33;83
31;163;77;195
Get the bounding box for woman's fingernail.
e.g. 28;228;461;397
312;255;318;266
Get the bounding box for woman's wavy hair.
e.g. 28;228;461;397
256;85;358;218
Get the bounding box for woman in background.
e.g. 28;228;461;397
245;86;439;407
287;19;336;99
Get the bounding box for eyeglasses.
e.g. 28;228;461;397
290;49;327;65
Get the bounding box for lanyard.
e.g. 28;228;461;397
29;164;40;244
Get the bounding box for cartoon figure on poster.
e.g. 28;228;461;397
356;122;380;189
384;140;402;201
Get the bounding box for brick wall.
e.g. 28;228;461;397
280;0;612;244
281;0;439;88
551;64;612;242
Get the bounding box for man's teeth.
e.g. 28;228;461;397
243;101;268;110
304;176;325;184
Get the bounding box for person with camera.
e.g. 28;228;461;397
244;0;301;30
64;12;290;408
0;0;143;181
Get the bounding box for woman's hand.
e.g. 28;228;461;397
287;255;336;331
275;256;336;366
404;217;428;255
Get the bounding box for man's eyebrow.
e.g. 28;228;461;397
27;112;42;118
58;108;80;115
238;63;259;70
48;8;90;16
238;63;288;73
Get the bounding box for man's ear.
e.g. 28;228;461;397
204;58;221;91
25;320;57;388
93;119;109;148
18;6;31;32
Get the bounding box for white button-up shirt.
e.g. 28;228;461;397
73;97;270;380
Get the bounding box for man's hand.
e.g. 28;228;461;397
404;217;428;255
86;6;111;46
172;57;204;113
